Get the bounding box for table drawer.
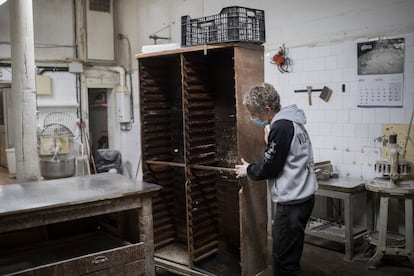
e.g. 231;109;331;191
87;259;146;276
1;232;145;275
23;243;144;275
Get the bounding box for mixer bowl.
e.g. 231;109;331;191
40;156;76;179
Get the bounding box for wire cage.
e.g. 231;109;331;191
41;112;79;138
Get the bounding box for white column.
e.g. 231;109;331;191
10;0;40;182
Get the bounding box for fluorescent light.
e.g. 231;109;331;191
0;0;8;6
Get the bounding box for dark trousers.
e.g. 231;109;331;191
273;195;315;276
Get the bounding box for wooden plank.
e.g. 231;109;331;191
155;257;206;276
193;248;219;263
0;195;142;234
136;43;263;59
146;160;186;168
87;260;146;276
190;164;236;173
139;196;156;276
234;46;269;276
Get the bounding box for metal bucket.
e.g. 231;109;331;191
40;156;76;179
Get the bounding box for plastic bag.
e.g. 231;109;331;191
94;149;123;174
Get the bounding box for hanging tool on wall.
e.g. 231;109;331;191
149;24;171;44
307;86;313;105
294;86;333;106
270;44;292;73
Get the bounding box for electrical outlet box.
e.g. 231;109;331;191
36;75;52;95
69;62;83;73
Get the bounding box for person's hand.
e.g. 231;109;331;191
235;158;250;178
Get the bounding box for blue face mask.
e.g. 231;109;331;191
250;117;269;128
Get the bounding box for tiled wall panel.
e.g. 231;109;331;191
266;32;414;179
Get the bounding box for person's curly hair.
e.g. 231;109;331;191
243;82;281;113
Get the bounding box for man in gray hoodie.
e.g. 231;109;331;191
235;83;318;276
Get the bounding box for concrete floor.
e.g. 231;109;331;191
156;238;414;276
0;166;16;184
156;233;414;276
301;238;414;276
2;167;413;276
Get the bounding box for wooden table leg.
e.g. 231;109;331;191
139;196;155;276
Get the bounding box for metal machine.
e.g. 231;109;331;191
374;133;412;185
373;109;414;186
38;112;78;179
366;109;414;269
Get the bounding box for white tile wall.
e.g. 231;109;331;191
36;72;77;107
265;32;414;180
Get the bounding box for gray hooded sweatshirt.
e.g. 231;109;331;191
247;104;318;203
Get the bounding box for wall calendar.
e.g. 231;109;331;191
357;38;404;107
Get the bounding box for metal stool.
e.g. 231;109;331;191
365;180;414;269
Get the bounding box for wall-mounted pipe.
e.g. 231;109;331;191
37;66;69;75
109;66;125;87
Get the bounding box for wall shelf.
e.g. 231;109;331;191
37;103;79;108
91;103;108;108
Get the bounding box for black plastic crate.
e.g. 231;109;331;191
181;6;265;46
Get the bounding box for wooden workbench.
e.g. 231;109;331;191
0;173;160;275
306;177;367;260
